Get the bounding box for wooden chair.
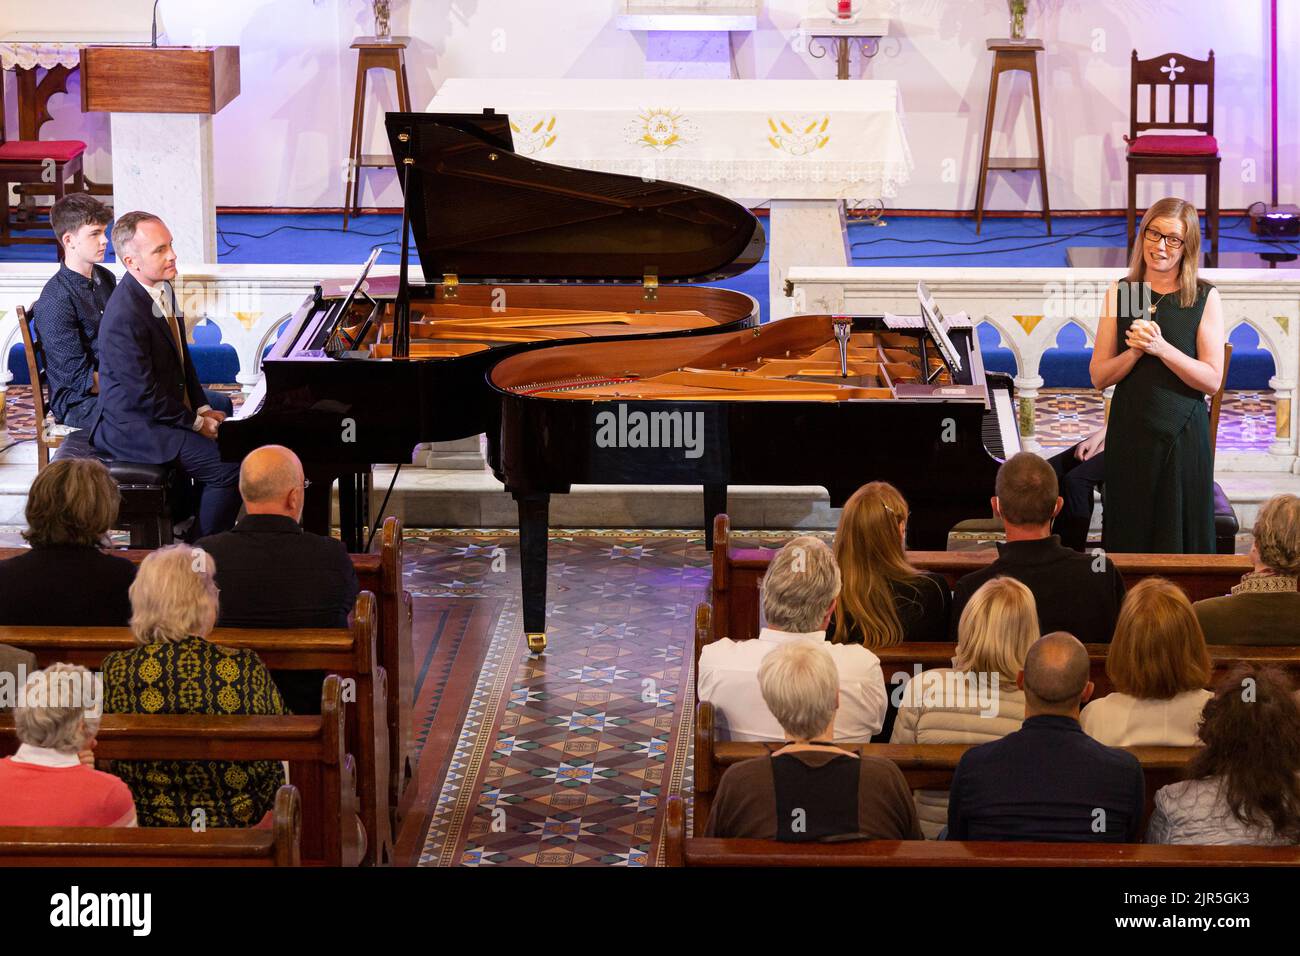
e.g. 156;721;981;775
16;304;179;547
0;786;303;867
0;70;87;247
1127;50;1219;265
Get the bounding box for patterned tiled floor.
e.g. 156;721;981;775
0;385;1279;453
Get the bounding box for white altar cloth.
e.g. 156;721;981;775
426;78;912;202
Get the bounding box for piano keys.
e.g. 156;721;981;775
488;289;1021;649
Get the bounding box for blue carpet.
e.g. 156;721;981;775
4;212;1285;387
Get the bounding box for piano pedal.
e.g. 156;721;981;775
526;632;548;654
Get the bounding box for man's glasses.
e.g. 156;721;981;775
1143;227;1185;250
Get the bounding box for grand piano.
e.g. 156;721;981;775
219;111;765;547
488;282;1022;650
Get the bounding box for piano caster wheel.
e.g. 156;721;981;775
526;632;547;654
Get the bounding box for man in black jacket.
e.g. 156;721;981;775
947;632;1145;843
951;452;1126;644
196;445;359;713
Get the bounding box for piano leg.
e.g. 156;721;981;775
336;468;373;553
514;491;551;654
703;483;728;551
303;465;337;540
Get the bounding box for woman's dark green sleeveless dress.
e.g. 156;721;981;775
1103;281;1215;554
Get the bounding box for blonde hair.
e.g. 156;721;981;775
23;458;120;548
760;537;841;634
955;577;1039;682
1125;197;1203;309
128;545;219;645
1253;494;1300;575
14;664;100;752
1107;578;1212;699
833;482;919;648
758;640;839;741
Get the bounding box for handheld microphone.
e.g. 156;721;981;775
151;0;162;47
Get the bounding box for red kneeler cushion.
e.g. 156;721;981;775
0;139;87;163
1126;134;1219;156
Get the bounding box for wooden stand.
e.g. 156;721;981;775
344;36;412;230
974;38;1050;234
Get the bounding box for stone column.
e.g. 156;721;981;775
768;199;851;321
111;112;218;265
1013;371;1043;453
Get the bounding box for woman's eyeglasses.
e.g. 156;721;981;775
1143;227;1185;250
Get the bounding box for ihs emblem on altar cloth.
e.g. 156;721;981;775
768;116;831;156
628;108;696;151
509;115;558;155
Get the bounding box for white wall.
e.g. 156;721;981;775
2;0;1294;212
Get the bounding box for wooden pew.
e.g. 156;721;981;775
0;675;361;867
0;786;303;867
0;592;391;866
0;513;415;832
709;513;1252;644
698;599;1300;702
663;795;1300;867
693;700;1193;834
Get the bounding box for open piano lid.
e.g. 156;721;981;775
384;110;766;284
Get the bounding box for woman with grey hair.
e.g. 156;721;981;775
0;664;136;826
703;640;922;841
102;544;288;828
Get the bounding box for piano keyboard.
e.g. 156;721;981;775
982;382;1022;462
232;376;268;421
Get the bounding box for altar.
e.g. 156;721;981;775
426;77;913;320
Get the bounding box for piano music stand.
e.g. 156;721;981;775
344;36;412;230
974;38;1051;234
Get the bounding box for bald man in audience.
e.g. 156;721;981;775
195;445;359;714
946;632;1144;843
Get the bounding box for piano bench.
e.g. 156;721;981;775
1213;482;1238;556
52;431;178;549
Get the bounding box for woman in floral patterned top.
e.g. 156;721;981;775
103;544;287;828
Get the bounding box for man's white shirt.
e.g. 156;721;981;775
697;627;887;741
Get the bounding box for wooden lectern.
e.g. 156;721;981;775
80;45;240;263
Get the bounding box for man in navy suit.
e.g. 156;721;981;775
946;631;1145;843
92;211;241;538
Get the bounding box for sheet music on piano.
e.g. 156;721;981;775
231;376;267;421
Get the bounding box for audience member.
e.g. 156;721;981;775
827;482;950;646
951;452;1126;644
947;632;1145;842
890;577;1035;837
102;545;287;827
1080;578;1212;746
699;536;886;741
1147;665;1300;846
0;664;136;827
704;640;922;841
1195;494;1300;644
0;459;135;625
196;445;358;714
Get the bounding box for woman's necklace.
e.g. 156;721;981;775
1147;290;1171;314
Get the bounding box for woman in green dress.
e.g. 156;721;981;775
1090;197;1225;554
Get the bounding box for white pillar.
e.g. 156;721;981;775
644;31;737;79
768;199;851;322
110;112;218;265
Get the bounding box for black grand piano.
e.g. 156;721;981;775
219;110;765;547
488;282;1022;650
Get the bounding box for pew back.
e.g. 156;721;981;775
0;786;303;867
708;513;1253;645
